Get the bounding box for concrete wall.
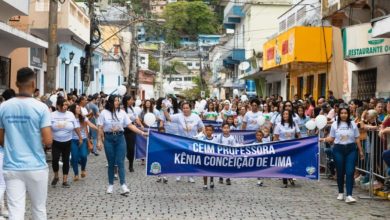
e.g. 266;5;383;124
101;60;123;94
346;55;390;100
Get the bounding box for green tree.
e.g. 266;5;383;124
162;1;218;47
148;55;160;72
181;76;210;99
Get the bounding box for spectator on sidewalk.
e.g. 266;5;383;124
0;67;53;219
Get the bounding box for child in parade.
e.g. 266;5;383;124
226;115;237;130
156;126;168;184
217;122;237;185
200;125;218;190
254;129;265;187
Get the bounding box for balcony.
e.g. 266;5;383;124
29;0;90;44
223;1;245;29
0;0;29;22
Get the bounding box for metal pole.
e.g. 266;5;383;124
46;0;59;93
159;43;164;97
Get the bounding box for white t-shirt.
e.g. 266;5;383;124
243;111;263;130
330;121;359;145
171;113;204;138
126;107;137;123
216;134;237;146
98;109;130;132
272;112;300;125
51;111;79;142
274;122;300;141
197;133;218;143
81;106;88;117
72;117;89;140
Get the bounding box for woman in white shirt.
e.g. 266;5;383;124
163;101;205;183
50;96;83;188
320;104;363;203
122;95;144;172
97;95;146;195
273;110;301;188
139;100;162;128
68;104;97;181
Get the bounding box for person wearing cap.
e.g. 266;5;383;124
220;100;232;121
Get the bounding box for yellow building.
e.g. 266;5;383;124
263;26;343;101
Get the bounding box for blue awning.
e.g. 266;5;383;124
232;49;245;61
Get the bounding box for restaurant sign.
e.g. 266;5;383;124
343;23;390;59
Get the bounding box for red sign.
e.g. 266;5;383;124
267;47;275;61
282;40;289;55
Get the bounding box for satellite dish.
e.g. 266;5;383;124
238;61;250;71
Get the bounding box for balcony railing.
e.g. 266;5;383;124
29;0;90;44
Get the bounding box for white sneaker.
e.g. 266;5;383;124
188;177;195;183
345;196;356;203
59;161;63;167
176;176;181;182
337;193;344;201
106;185;114;194
0;216;6;220
121;184;130;195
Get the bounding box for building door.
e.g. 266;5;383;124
318;73;326;98
306;75;314;97
297;76;304;98
73;66;78;93
275;81;281;96
357;69;376;100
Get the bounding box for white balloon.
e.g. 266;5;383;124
117;85;127;96
241;95;248;102
315;115;328;129
257;116;265;126
233;89;239;96
305;120;316;130
144;113;156;127
135;99;142;107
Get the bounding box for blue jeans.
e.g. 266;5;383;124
71;139;88;176
333;143;357;196
104;134;126;185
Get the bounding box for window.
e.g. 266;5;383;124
195;63;200;67
297;6;306;23
174;77;182;81
279;20;286;32
356;69;376;100
317;73;327;98
306;75;314;97
184;77;192;81
0;56;11;94
287;13;295;28
187;62;192;67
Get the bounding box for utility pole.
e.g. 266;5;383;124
46;0;59;93
129;21;138;97
83;0;94;94
158;42;164;97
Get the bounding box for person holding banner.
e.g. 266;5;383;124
217;122;237;185
242;99;262;131
122;95;144;172
97;95;147;195
162;101;205;183
320;104;363;203
199;125;217;190
273;110;301;188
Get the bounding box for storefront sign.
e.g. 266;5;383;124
30;48;43;68
343;23;390;59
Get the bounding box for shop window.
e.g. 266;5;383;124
318;73;327;98
0;56;11;94
357;69;376;100
306;75;314;97
297;76;304;99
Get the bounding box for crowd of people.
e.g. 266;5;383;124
0;67;389;219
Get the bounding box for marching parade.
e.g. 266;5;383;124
0;0;390;219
